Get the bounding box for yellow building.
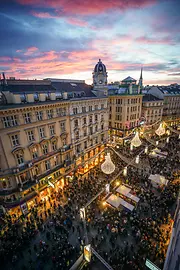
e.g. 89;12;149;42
108;76;143;139
148;85;180;123
0;71;108;216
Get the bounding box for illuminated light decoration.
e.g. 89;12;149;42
102;201;106;206
145;146;148;154
166;137;169;143
131;131;142;148
179;134;180;139
105;184;110;194
80;208;86;220
116;181;120;186
48;181;55;188
156;141;159;145
123;167;127;176
135;155;140;164
155;123;165;136
84;244;91;262
101;153;115;175
166;130;170;136
130;144;133;151
116;145;119;149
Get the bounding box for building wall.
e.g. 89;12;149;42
0;101;71;191
109;95;143;135
142;100;163;124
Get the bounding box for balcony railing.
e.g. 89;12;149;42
0;187;19;196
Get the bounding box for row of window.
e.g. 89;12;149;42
74;114;104;127
75;134;104;153
2;107;67;128
15;138;67;165
72;103;105;115
74;124;104;140
146;109;162;115
10;122;66;147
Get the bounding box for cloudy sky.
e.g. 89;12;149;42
0;0;180;85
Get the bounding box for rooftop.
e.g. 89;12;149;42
143;94;163;102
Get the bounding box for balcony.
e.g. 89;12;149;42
61;144;72;152
0;187;19;196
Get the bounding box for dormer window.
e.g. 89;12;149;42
45;92;51;101
20;93;26;103
34;93;39;102
56;92;62;100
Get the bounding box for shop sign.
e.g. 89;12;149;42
84;244;91;262
145;259;161;270
20;202;28;215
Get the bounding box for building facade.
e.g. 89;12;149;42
142;94;164;124
147;84;180;123
0;62;108;216
108;73;143;140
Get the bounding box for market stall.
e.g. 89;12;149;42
149;174;168;188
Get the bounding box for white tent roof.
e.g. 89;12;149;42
148;174;168;186
116;185;131;196
106;194;134;211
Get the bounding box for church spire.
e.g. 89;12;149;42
138;67;143;90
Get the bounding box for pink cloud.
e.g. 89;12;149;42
24;47;39;55
31;11;58;18
17;0;158;15
0;57;12;61
136;36;173;45
66;18;88;27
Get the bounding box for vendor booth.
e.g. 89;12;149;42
106;194;135;212
148;174;168;188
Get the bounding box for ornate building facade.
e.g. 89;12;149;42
0;61;108;216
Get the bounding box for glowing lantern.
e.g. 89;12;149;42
145;146;148;154
123;167;127;176
131;131;142;148
155;123;165;136
101;153;115;175
135;155;139;164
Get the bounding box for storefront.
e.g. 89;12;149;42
39;189;49;201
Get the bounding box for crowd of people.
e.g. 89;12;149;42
0;133;179;270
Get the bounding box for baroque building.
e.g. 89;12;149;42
0;63;108;216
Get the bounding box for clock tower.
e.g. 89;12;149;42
92;59;108;96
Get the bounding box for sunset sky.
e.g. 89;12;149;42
0;0;180;85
